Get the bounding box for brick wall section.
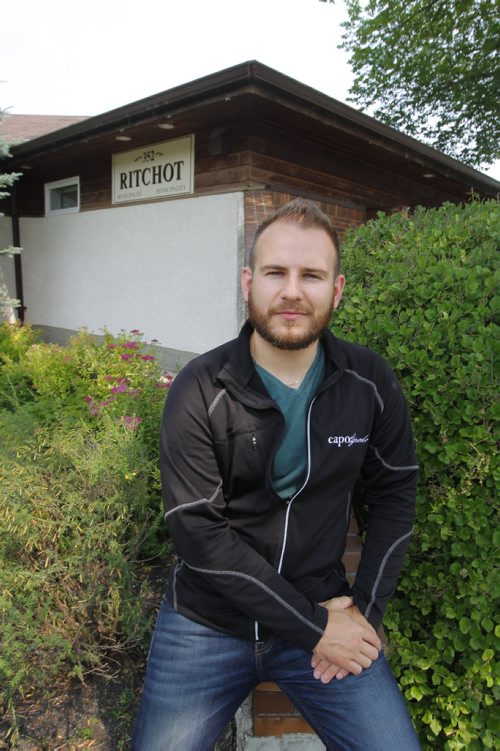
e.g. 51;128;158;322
244;190;366;266
253;682;314;736
252;517;364;737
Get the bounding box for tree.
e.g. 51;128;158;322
0;107;22;323
339;0;500;167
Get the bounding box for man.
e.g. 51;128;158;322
133;199;421;750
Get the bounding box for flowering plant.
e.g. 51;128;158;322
0;323;173;713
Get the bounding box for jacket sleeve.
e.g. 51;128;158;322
160;366;328;652
351;362;418;630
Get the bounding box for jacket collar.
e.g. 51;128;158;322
217;320;347;405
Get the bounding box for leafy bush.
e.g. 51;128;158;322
0;327;171;714
333;200;499;749
0;321;39;364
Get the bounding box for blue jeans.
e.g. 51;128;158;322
132;598;420;751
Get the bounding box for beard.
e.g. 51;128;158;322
247;293;335;351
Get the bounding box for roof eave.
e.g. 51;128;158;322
8;60;500;193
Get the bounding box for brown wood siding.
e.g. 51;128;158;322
244;122;453;208
10;119;434;218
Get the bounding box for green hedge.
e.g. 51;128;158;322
0;327;171;719
333;200;499;749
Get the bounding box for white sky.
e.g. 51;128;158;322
2;0;498;180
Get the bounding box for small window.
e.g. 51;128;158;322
45;177;80;215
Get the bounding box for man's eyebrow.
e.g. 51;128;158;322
302;267;329;275
259;264;328;275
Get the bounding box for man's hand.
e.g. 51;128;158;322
311;596;381;684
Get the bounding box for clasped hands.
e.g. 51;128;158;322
311;596;381;684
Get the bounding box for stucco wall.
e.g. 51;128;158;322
17;192;244;355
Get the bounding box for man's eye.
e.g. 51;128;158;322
304;273;321;280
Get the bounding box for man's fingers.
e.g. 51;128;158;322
311;657;351;683
318;659;363;680
356;653;374;670
362;642;381;662
335;668;349;680
319;596;353;611
317;663;342;683
356;623;381;652
313;603;383;682
312;657;340;680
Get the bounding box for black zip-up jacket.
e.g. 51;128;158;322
161;322;418;652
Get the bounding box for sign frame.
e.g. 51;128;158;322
112;134;195;204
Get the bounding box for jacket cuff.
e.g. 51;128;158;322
351;588;383;631
302;603;329;651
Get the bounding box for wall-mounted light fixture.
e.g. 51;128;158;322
116;128;132;141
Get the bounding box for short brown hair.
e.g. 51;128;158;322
248;198;341;274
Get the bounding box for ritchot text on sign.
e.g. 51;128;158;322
112;135;194;204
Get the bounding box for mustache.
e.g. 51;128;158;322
269;305;311;315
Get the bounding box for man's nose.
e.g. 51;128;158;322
281;274;302;299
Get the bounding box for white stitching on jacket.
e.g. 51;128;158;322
364;530;413;620
208;389;227;417
370;445;419;471
276;395;316;575
344;369;385;413
184;562;325;636
164;480;223;519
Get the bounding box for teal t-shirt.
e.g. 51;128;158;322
255;344;325;498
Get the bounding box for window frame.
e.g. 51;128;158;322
44;176;80;216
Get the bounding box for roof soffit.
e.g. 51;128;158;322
8;61;499;197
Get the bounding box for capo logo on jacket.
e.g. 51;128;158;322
328;434;369;447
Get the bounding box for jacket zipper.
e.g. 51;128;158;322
254;396;317;642
276;395;317;574
274;371;343;575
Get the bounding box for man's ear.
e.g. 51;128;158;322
241;266;252;303
333;274;345;310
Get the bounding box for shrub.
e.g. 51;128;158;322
333;200;499;749
0;327;171;714
0;321;39;364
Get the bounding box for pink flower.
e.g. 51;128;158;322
84;396;94;403
107;343;117;349
111;381;128;394
121;341;138;349
156;380;172;389
130;329;141;334
150;338;159;343
121;353;132;361
142;355;155;362
100;396;116;407
90;406;100;415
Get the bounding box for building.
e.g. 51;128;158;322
1;60;498;371
1;60;498;748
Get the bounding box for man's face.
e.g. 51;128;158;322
241;221;345;351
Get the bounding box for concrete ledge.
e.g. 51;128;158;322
244;735;325;750
33;324;198;372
